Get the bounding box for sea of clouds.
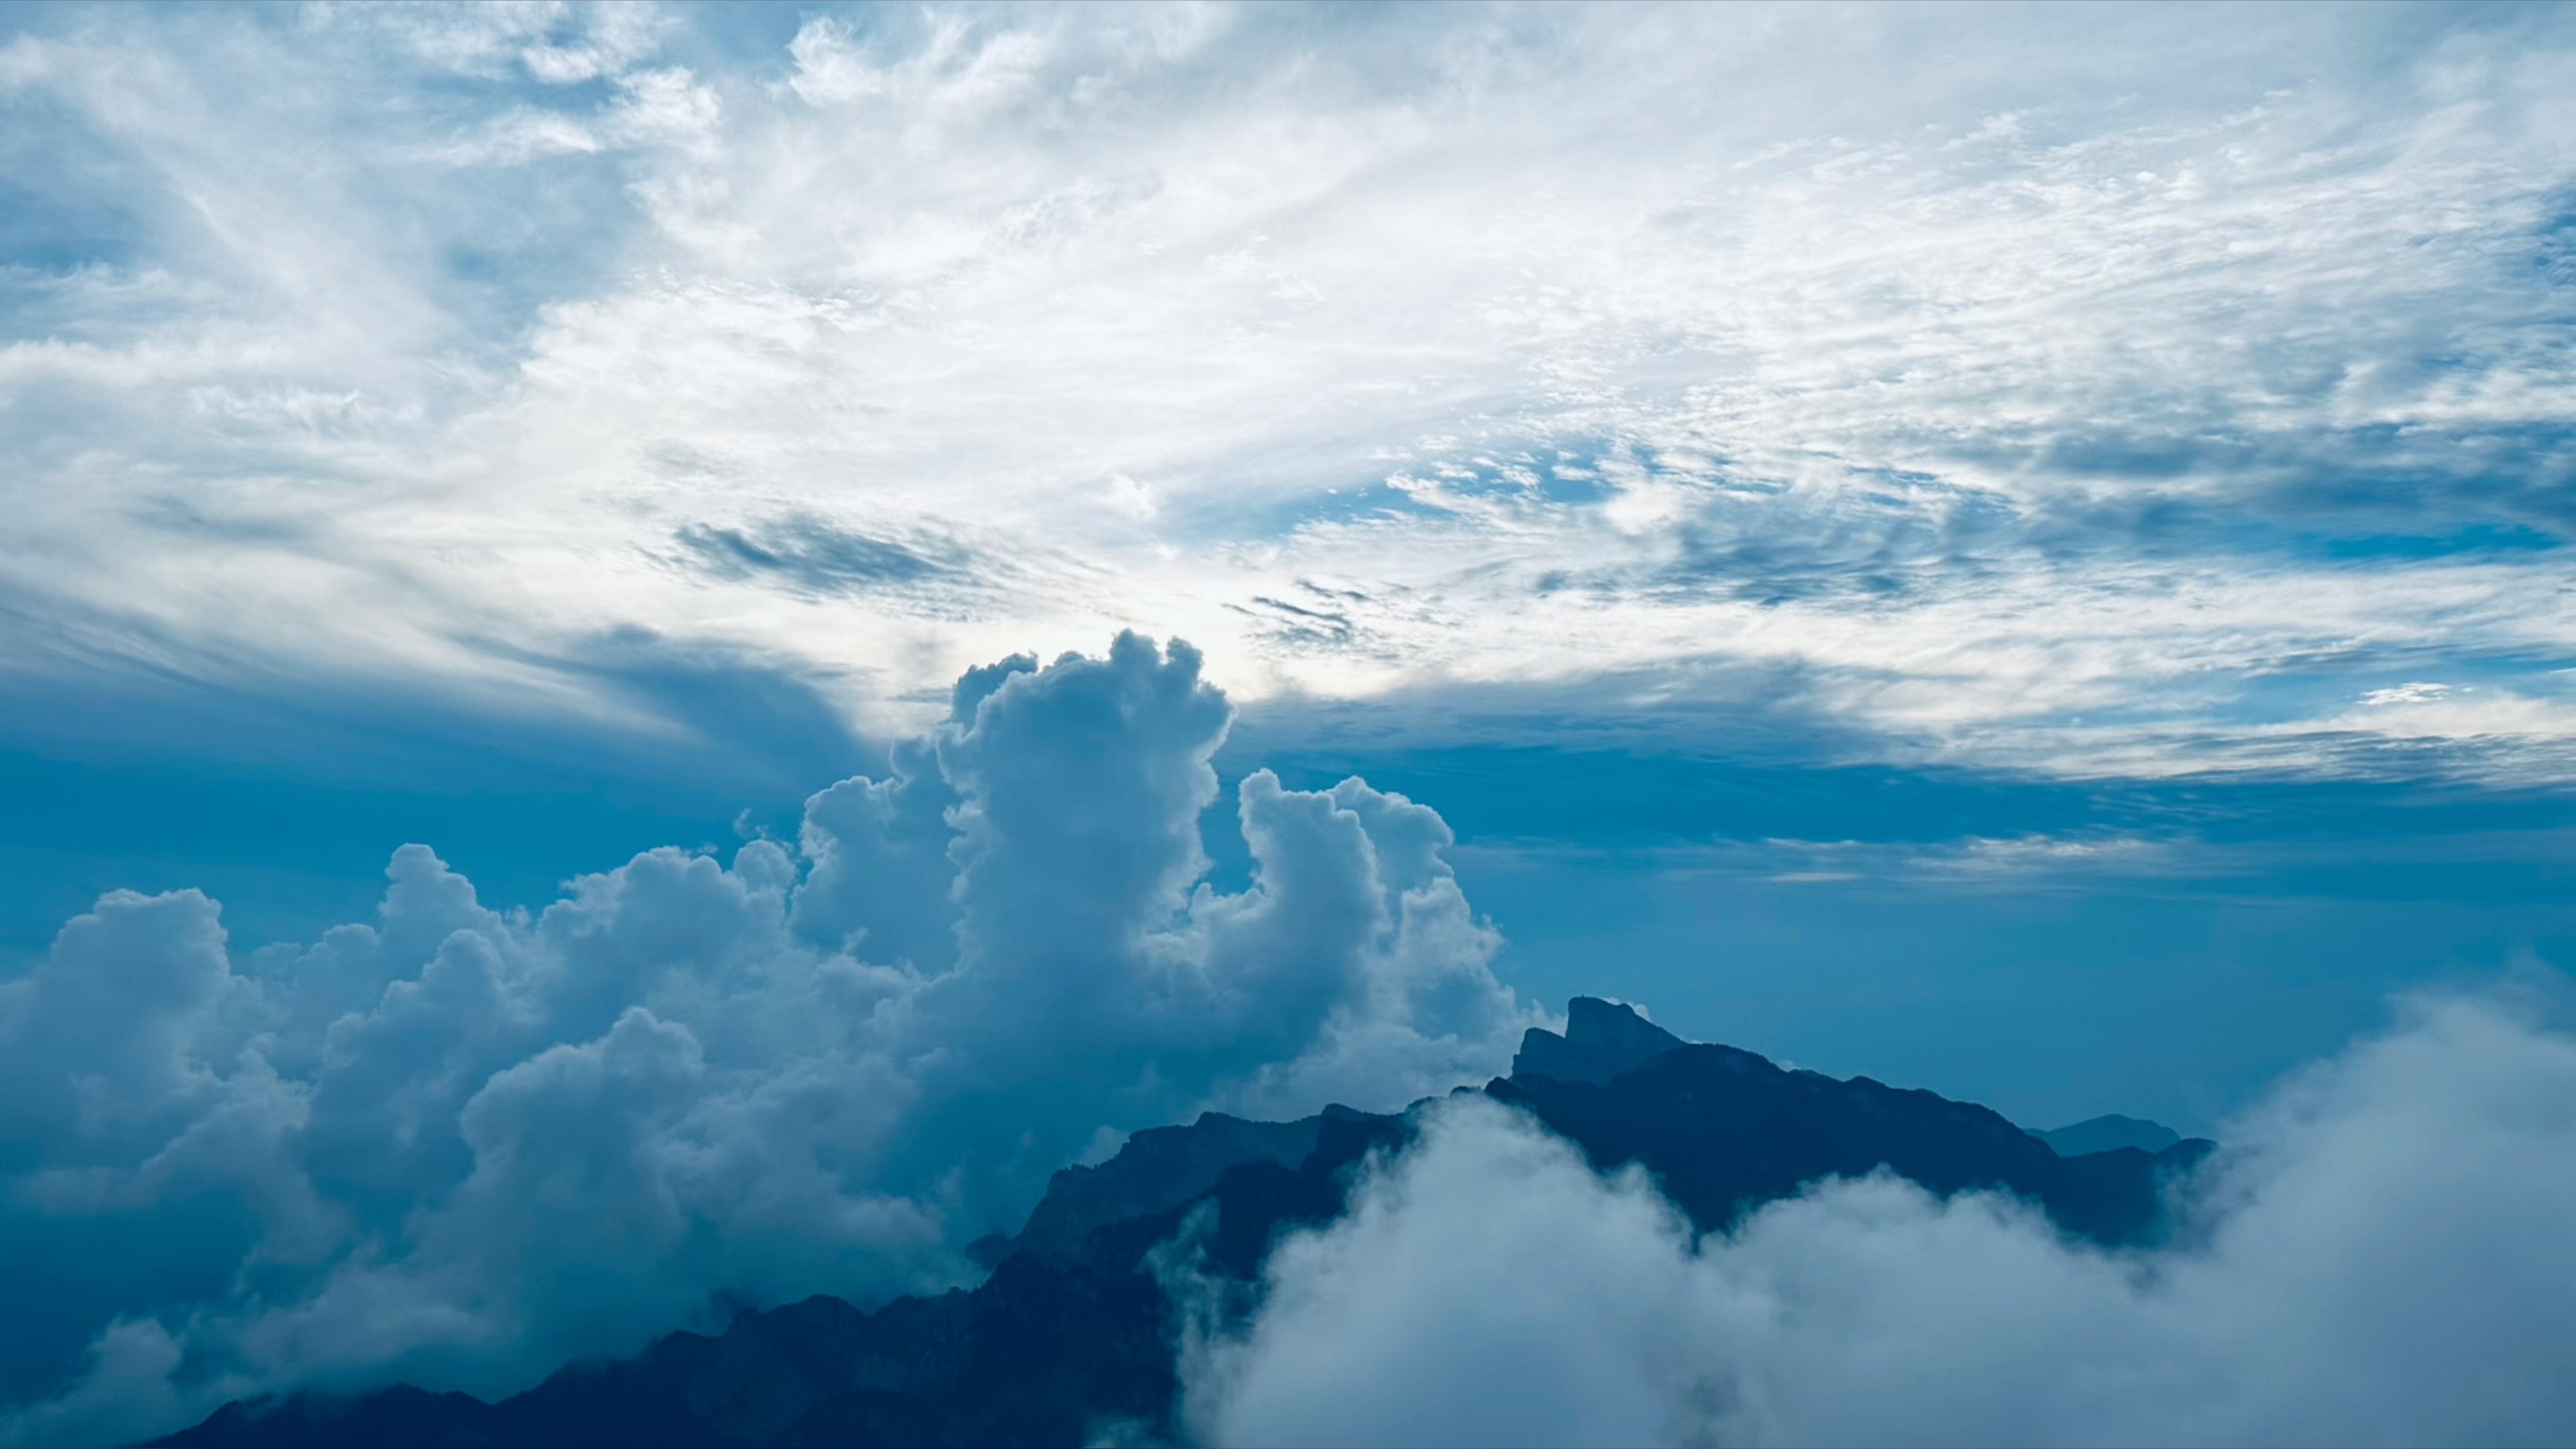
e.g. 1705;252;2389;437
1188;994;2576;1446
5;635;2576;1447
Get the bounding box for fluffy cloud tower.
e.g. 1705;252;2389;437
0;634;1537;1445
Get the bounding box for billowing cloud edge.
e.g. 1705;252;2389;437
0;633;1540;1445
1186;990;2576;1448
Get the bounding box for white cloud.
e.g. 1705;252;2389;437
0;635;1540;1445
2363;682;2453;708
4;4;2575;773
344;2;671;85
1632;833;2194;890
1191;993;2576;1447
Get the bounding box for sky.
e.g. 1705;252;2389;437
3;2;2576;1441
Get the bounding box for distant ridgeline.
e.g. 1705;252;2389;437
164;1000;2212;1449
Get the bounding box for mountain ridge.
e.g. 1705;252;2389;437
160;1000;2211;1448
2032;1112;2186;1157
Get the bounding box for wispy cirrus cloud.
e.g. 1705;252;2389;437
2;3;2573;775
668;515;964;597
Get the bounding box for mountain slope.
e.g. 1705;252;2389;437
1495;1029;2207;1247
162;1001;2208;1448
2034;1113;2185;1157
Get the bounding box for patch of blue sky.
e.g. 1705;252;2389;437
1191;478;1447;538
1400;447;1630;508
2209;652;2576;729
1227;745;2107;850
2273;419;2576;500
412;161;641;354
2537;199;2576;286
1223;732;2576;860
0;179;144;282
2309;523;2565;560
1965;401;2574;497
0;633;877;962
1640;479;2015;607
2003;517;2564;589
1207;727;2576;1129
1694;425;2576;600
662;2;816;70
0;114;160;335
1206;436;1640;541
4;0;2575;1133
8;658;2564;1136
1459;838;2576;1133
4;624;2570;1145
1524;446;1623;507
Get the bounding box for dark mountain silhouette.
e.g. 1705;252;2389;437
1510;996;1687;1084
161;1000;2210;1449
1496;1006;2210;1247
981;1104;1385;1265
2033;1113;2184;1157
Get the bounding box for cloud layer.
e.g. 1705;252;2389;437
0;635;1537;1445
4;4;2575;777
4;632;2566;1448
1190;994;2576;1447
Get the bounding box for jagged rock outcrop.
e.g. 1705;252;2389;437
1490;1036;2208;1246
988;1106;1375;1262
1510;996;1688;1085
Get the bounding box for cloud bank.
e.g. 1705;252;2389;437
4;4;2576;778
0;634;1537;1445
4;632;2568;1448
1190;995;2576;1447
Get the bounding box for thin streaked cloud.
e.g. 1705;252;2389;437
1;2;2572;775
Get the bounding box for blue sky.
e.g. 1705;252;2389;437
5;0;2576;1114
4;4;2576;1437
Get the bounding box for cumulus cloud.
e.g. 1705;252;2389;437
0;635;1538;1445
1189;994;2576;1447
